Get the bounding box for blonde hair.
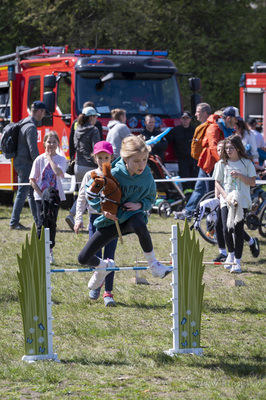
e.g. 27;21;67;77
43;130;60;146
120;135;151;159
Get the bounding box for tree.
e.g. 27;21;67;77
1;0;266;111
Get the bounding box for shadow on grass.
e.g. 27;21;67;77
148;231;172;235
0;292;19;303
200;355;265;377
244;269;266;275
143;351;265;377
141;350;176;365
60;356;130;366
203;302;264;314
114;301;171;310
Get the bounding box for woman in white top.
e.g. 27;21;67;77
235;118;259;167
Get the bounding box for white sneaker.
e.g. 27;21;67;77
224;253;234;270
230;258;242;274
150;261;172;279
88;259;115;290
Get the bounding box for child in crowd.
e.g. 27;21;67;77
30;131;67;264
78;135;172;291
74;141;118;307
213;135;257;273
213;140;260;262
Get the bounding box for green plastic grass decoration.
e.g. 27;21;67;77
177;220;205;350
17;225;48;359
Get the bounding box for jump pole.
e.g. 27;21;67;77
18;221;205;361
164;223;204;356
17;227;57;362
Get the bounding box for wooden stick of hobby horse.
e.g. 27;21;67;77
115;220;123;244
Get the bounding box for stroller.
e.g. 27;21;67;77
148;153;187;217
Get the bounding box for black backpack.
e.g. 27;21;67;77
0;119;27;159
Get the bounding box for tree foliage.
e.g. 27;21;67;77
0;0;266;111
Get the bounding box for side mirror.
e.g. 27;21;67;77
189;77;201;92
43;91;55;113
191;93;202;115
44;75;56;89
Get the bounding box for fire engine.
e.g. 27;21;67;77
239;61;266;140
0;45;201;204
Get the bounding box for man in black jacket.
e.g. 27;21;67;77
167;111;198;194
142;114;168;163
10;101;49;230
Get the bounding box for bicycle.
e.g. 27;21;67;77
192;184;266;245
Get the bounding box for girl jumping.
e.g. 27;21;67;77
78;135;172;290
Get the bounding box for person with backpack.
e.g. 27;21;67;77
173;103;211;221
9;101;49;230
174;105;239;222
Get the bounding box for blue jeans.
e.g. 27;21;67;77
10;164;37;226
185;168;214;214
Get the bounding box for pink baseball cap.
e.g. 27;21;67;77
93;141;113;155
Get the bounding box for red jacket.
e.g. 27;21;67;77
198;114;224;174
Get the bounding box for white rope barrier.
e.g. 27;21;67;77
1;178;265;186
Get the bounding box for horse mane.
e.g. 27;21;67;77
102;163;120;188
87;162;121;215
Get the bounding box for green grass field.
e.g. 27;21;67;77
0;205;265;399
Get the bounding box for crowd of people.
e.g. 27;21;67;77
8;99;266;304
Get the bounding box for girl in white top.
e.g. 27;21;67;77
213;135;256;273
30;131;67;263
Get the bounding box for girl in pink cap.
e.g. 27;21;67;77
74;141;118;306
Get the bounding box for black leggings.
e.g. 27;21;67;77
78;213;153;267
221;206;245;259
216;207;250;250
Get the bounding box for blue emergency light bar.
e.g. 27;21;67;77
74;48;168;57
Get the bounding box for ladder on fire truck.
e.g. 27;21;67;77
0;46;68;68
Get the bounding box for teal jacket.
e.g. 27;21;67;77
86;157;156;229
218;118;235;138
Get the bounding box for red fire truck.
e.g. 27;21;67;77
0;45;201;203
239;61;266;140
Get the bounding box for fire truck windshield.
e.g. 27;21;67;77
76;72;182;118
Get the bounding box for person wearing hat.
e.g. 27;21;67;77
10;100;49;230
174;105;238;222
167;111;197;194
74;140;118;306
69;101;103;163
106;109;132;160
65;106;101;230
142;114;168;163
73;106;101;183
